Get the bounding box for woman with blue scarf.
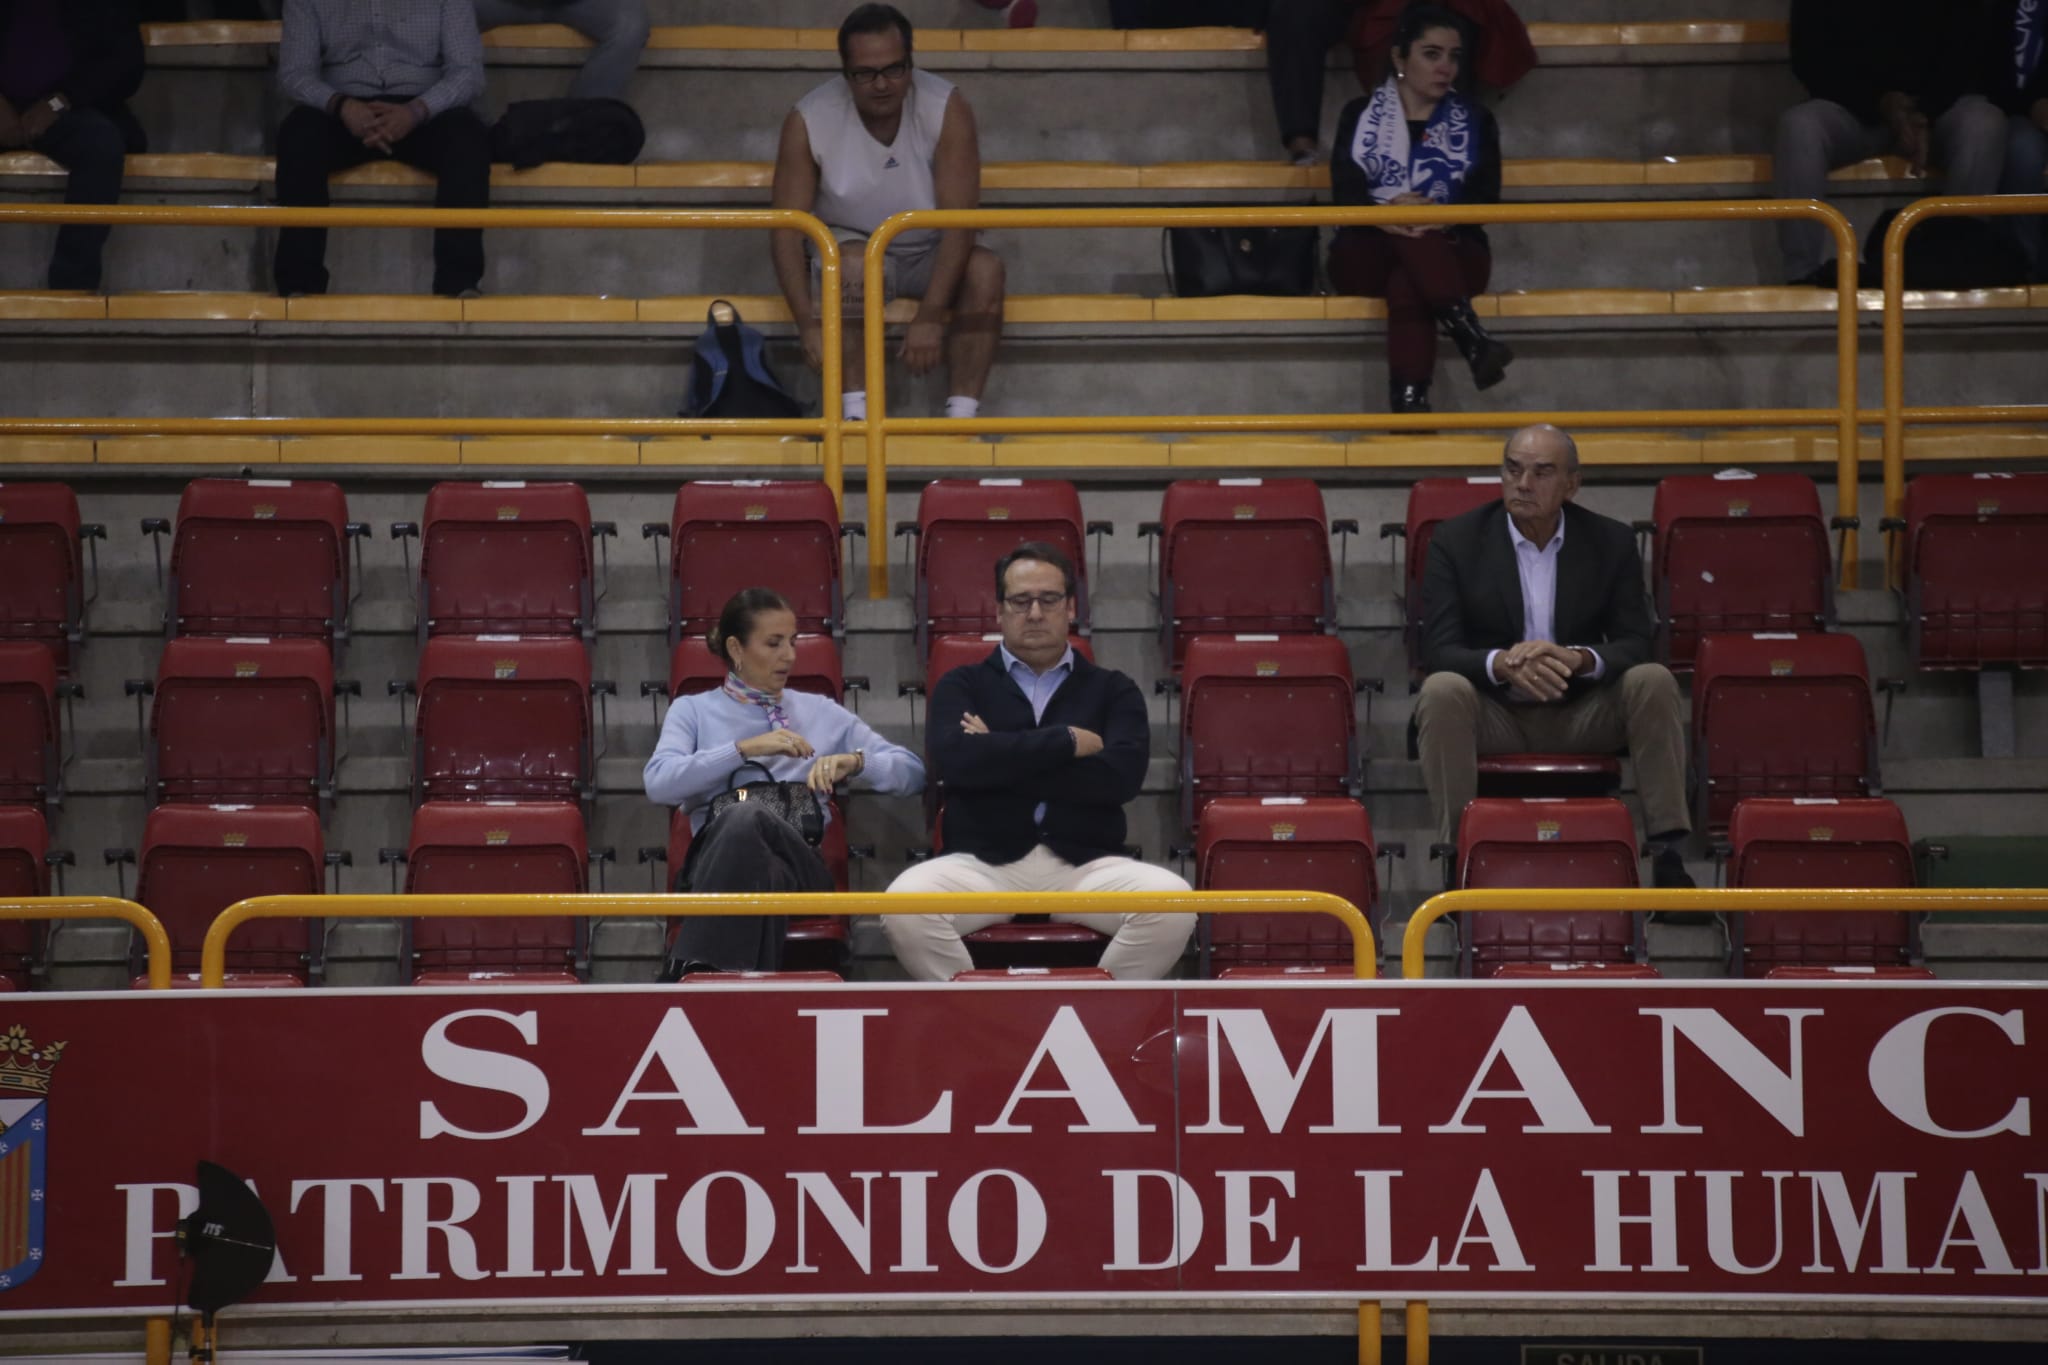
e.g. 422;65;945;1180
644;586;924;974
1328;1;1509;414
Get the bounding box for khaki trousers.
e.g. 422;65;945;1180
1414;664;1691;847
883;845;1195;981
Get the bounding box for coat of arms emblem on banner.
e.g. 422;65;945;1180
0;1025;64;1290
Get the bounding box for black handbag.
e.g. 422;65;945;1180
1163;225;1319;297
489;98;646;170
703;761;825;848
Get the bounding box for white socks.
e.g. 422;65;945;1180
842;391;981;419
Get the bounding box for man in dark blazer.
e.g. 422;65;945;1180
0;0;147;290
884;541;1194;980
1416;423;1693;885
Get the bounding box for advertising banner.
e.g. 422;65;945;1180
1;982;2043;1314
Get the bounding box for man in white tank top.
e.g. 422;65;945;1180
770;4;1006;422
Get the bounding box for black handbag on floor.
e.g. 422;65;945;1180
1163;225;1319;297
702;760;825;847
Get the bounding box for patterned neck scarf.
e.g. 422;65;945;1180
1350;74;1478;206
2020;0;2044;90
722;671;790;731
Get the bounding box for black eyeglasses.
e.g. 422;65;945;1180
845;60;912;86
1002;591;1069;613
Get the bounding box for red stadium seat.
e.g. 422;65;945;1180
1761;964;1938;980
163;478;352;647
1394;476;1498;678
133;804;322;985
1152;478;1334;668
1180;634;1356;829
953;967;1114;981
666;803;852;972
669;634;845;702
1692;632;1876;834
1215;964;1359;979
961;920;1112;970
0;482;87;674
1457;797;1642;976
0;642;60;807
907;478;1090;658
1650;472;1830;670
1195;796;1378;973
664;481;842;649
1901;472;2048;669
0;807;49;989
679;970;846;983
149;637;334;808
406;799;585;983
416;480;594;642
413;636;592;804
1728;797;1918;977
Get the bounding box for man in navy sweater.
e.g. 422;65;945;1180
883;542;1194;980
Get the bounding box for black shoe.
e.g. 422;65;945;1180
1391;380;1432;414
1436;298;1513;390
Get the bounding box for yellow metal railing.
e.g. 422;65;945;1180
862;201;1863;596
1880;193;2048;583
0;898;173;990
0;203;850;509
199;889;1375;988
1401;886;2048;980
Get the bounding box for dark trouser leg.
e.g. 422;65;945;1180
665;802;835;974
1264;0;1362;150
273;104;374;295
393;107;491;296
34;108;131;290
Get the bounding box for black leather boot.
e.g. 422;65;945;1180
1436;299;1513;390
1391;380;1432;414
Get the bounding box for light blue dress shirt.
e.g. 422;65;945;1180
998;643;1074;826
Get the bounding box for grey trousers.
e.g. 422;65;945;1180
2001;113;2048;276
472;0;650;100
1773;94;2007;280
1414;664;1692;848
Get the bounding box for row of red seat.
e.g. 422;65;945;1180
0;790;1924;990
6;470;2045;680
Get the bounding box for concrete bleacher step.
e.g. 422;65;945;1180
125;20;1800;163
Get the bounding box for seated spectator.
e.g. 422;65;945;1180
1975;0;2047;277
771;4;1005;421
273;0;491;297
643;587;924;975
1775;0;2006;285
0;0;146;292
883;543;1195;982
1328;2;1509;415
1413;424;1694;887
1271;0;1532;168
471;0;649;101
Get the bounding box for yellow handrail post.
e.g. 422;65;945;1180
862;232;894;600
1405;1300;1430;1364
1401;886;2048;979
1357;1301;1381;1365
144;1315;173;1365
818;234;845;518
1830;239;1860;589
0;898;171;989
1880;194;2048;589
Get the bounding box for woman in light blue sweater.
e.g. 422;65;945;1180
643;586;923;972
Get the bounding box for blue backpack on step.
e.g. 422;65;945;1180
680;299;805;419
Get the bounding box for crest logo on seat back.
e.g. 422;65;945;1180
1535;821;1561;842
743;505;768;522
493;661;519;680
1232;505;1257;520
1725;499;1750;518
496;506;520;522
0;1026;65;1291
1269;822;1297;841
1769;659;1794;677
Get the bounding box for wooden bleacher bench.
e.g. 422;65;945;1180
0;151;1922;193
6;426;2045;473
136;20;1789;57
1;286;2039;327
